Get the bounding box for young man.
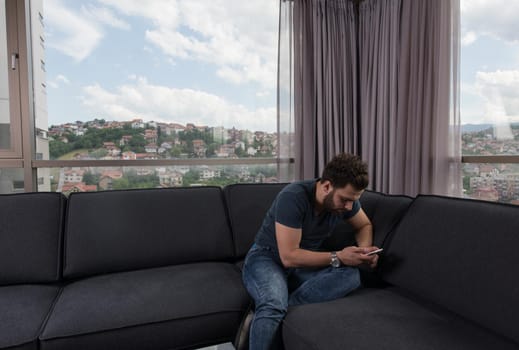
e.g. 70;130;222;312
241;153;379;350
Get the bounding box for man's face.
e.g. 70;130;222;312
323;184;364;214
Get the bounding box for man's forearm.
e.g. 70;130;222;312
355;223;373;247
279;248;332;268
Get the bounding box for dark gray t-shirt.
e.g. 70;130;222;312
254;179;361;252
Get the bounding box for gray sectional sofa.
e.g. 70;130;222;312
283;195;519;349
1;183;518;350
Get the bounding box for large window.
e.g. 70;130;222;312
461;0;519;204
0;0;22;157
0;0;293;194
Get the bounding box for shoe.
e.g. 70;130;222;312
233;304;254;350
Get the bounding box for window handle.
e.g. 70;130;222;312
11;53;19;70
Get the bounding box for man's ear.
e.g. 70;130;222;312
322;180;333;194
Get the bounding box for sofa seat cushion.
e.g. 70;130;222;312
283;288;519;350
40;262;249;349
0;285;60;349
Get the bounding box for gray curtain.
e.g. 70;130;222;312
285;0;461;196
359;0;461;196
292;0;358;179
358;0;400;193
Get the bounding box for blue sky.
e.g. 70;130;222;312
43;0;279;132
43;1;519;132
460;0;519;127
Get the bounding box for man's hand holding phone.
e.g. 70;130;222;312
337;246;382;268
362;247;382;269
365;248;383;256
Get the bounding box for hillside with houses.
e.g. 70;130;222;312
462;123;519;204
49;118;277;161
48;118;280;194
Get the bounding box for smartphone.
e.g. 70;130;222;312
365;248;383;256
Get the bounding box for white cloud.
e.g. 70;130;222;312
81;77;276;132
56;75;70;84
461;31;477;46
461;0;519;44
471;70;519;125
44;0;103;61
98;0;278;89
48;74;70;89
81;4;131;30
44;0;130;61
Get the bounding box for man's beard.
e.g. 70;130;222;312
323;191;337;212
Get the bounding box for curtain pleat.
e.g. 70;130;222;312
293;0;358;179
284;0;461;196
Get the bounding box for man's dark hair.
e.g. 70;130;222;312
320;153;369;190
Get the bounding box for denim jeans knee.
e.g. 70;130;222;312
288;266;361;306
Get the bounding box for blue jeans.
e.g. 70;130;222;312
242;244;361;350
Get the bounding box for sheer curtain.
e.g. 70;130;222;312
358;0;401;193
279;0;462;196
278;0;296;182
390;0;461;196
291;0;358;179
359;0;462;196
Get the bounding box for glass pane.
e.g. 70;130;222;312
37;0;283;171
460;1;519;205
460;1;519;153
462;163;519;205
0;1;11;149
0;168;24;194
38;162;293;194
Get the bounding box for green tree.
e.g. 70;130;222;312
235;145;247;157
90;148;108;159
83;172;99;185
463;176;472;194
182;170;200;186
49;140;73;159
112;177;130;190
129;135;146;153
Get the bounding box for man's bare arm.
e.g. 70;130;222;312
275;222;374;268
275;223;332;268
347;208;379;268
348;208;373;247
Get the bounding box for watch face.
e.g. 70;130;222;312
331;252;340;267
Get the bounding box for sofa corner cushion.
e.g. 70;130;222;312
41;262;250;346
282;288;519;350
381;195;519;345
0;284;61;349
224;183;288;258
64;187;235;279
0;192;65;285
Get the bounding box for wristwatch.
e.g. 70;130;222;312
330;251;341;268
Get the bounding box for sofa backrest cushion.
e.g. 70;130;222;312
0;193;65;285
381;195;519;344
64;187;234;279
224;183;288;258
322;190;413;251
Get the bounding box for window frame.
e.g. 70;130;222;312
0;0;23;160
0;0;293;193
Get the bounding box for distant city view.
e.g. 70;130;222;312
10;1;516;203
47;118;283;194
35;0;283;195
462;123;519;204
